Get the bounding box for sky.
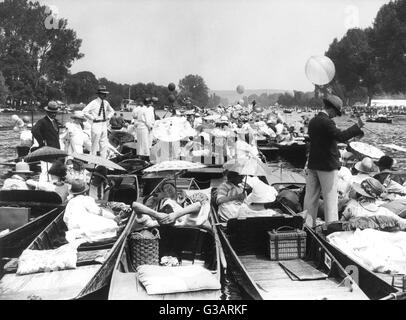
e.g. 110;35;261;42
39;0;391;92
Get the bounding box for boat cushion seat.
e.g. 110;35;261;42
137;264;221;295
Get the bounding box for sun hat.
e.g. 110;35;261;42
354;157;379;174
70;179;89;195
12;161;33;174
44;101;59;113
323;94;343;116
246;179;277;204
96;85;109;94
70;110;86;121
352;177;386;199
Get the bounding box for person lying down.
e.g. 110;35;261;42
132;183;211;228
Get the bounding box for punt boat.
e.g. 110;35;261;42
108;178;222;300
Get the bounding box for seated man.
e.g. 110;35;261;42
1;161;33;190
216;170;245;222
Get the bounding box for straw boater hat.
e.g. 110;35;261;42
352;177;386;199
12;161;33;174
71;110;86;121
97;85;109;95
246;179;278;204
44;101;59;113
70;179;89;195
354;157;379;174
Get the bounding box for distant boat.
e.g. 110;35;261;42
366;115;393;123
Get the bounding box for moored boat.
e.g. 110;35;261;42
211;180;368;300
108;177;222;300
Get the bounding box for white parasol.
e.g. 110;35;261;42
349;142;385;160
143;160;206;173
152;117;196;142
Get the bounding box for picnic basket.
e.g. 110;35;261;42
129;228;160;268
267;226;306;260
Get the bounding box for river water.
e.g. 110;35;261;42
1;110;406;300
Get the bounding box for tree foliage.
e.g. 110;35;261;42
325;0;406;104
178;74;209;107
0;0;83;105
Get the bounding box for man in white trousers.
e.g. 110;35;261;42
83;85;115;158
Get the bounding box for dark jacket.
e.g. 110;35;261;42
308;112;362;171
31;116;60;149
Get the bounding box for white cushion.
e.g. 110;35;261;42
137;265;220;295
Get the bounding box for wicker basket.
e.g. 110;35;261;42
267;226;306;261
129;228;160;268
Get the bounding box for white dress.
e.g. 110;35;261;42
135;106;151;156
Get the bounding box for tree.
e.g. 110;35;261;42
326;28;379;104
368;0;406;93
0;0;83;105
63;71;98;104
178;74;209;107
0;71;9;105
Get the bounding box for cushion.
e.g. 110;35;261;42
182;188;212;226
17;243;78;275
137;265;221;295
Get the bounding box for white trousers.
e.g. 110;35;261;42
91;122;108;158
303;169;338;227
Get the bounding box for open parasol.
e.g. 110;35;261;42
71;153;126;171
152;117;196;142
24;146;68;162
143;160;206;192
223;156;269;177
143;160;205;173
349;142;385;160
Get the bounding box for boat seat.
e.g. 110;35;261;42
0;190;63;205
226;216;303;256
107;175;139;205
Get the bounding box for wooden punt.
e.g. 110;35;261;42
0;190;66;218
0;207;63;261
212;200;368;300
311;224;405;300
0;187;138;300
108;178;222;300
276;187;406;300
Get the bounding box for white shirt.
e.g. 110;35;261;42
83;97;115;122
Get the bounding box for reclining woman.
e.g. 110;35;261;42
133;182;210;228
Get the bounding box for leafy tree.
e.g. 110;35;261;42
0;0;83;105
63;71;98;104
0;71;9;105
178;74;209;107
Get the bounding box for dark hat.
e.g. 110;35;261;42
143;97;152;105
44;101;59;113
352;177;386;199
97;85;109;94
70;179;89;195
376;155;395;170
48;160;67;178
323;94;343;116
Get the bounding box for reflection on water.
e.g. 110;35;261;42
1;111;406;300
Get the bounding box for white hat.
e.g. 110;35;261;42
246;178;278;204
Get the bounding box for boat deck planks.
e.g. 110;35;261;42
239;255;368;300
109;271;221;300
0;265;101;300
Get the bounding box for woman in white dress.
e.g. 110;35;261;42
135;98;153;160
61;111;91;154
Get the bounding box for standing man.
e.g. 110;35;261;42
32;101;61;149
304;94;364;226
82;85;115;158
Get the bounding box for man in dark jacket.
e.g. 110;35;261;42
304;94;364;226
32;101;61;149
